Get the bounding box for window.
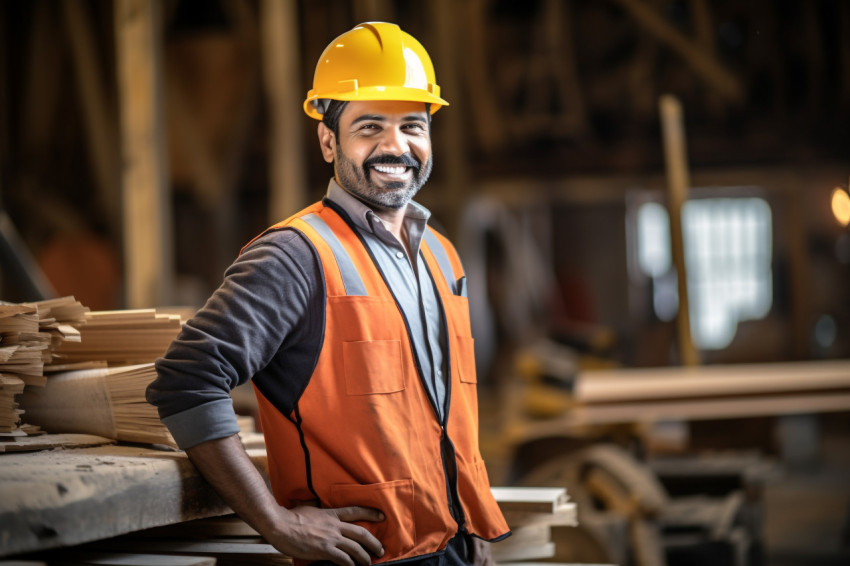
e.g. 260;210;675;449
633;193;773;349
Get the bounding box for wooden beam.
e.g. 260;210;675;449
63;0;121;238
612;0;743;103
261;0;306;224
463;0;508;153
353;0;394;22
114;0;173;308
575;360;850;403
431;0;469;239
658;95;699;366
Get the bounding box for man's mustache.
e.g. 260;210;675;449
363;153;421;173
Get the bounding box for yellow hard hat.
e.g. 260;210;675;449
303;22;449;120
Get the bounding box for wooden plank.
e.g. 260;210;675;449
500;504;579;529
0;433;114;453
114;0;173;308
0;445;268;557
491;486;570;514
136;515;259;538
492;486;578;528
82;540;284;557
50;552;214;566
260;0;306;223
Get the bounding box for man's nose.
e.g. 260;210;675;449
378;127;408;155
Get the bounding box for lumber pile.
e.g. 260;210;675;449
511;359;850;442
53;309;182;365
0;297;88;437
0;297;183;449
491;486;577;563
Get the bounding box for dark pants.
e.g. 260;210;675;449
416;533;474;566
310;533;474;566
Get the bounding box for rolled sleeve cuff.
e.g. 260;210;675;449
161;398;241;450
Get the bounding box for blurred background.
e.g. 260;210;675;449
1;1;849;565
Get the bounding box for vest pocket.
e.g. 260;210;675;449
454;336;477;384
342;340;406;395
329;479;416;559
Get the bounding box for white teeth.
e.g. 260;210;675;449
373;165;407;175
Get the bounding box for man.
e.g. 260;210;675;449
148;22;509;566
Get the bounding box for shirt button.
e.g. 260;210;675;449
396;251;405;259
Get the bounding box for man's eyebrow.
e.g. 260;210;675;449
350;113;429;125
351;114;386;125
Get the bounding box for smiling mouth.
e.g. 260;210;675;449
371;164;410;176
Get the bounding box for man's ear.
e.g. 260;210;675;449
317;122;335;164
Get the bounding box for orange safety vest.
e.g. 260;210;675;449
245;200;509;564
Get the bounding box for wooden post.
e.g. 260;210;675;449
432;0;469;240
114;0;173;308
787;181;811;359
659;95;699;366
261;0;306;224
64;0;121;238
353;0;394;22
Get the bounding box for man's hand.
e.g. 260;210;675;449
471;537;494;566
267;504;385;566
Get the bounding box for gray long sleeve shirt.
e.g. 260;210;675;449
148;180;449;449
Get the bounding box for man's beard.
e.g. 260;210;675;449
335;147;433;210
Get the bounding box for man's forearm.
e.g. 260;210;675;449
186;434;284;537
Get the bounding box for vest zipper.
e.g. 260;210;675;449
324;199;468;531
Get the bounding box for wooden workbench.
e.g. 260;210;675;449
0;441;268;558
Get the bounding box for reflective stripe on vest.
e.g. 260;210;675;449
422;228;457;295
300;213;368;296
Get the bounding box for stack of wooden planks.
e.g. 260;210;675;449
491;486;578;564
572;360;850;423
1;298;184;449
42;516;292;566
510;360;850;442
0;297;88;438
19;364;174;446
52;309;182;365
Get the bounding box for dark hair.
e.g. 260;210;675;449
321;100;349;137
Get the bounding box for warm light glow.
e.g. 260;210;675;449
832;187;850;227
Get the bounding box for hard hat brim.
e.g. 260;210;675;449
303;86;449;120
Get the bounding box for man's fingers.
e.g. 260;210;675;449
331;506;384;558
336;534;377;566
339;520;384;558
333;505;385;523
